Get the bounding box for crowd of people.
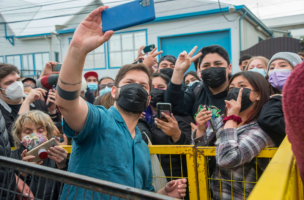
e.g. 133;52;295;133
0;6;304;200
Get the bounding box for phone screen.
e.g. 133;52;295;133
158;109;171;122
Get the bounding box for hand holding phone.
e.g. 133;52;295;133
25;138;58;163
52;64;62;72
156;103;172;122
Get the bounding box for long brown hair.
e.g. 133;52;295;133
227;71;270;124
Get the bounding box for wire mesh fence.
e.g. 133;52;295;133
196;146;278;200
0;156;175;200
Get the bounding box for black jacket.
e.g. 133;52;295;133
0;109;16;200
137;118;153;144
137;115;193;181
164;81;227;119
0;98;60;146
257;96;285;146
11;146;66;200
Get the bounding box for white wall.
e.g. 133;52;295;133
241;18;268;51
61;13;242;78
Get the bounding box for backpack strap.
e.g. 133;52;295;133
193;82;204;99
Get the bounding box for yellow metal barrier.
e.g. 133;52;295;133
11;144;283;200
248;138;303;200
63;145;199;200
196;146;277;200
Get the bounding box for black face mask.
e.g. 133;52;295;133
159;68;174;79
116;83;149;113
242;66;246;71
226;87;253;112
150;88;165;107
201;67;227;88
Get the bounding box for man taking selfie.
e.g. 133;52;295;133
56;6;187;199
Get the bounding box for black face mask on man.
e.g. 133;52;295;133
116;83;149;113
150;88;165;107
226;87;254;112
159;68;174;79
201;67;227;88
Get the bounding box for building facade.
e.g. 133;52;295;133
0;0;274;79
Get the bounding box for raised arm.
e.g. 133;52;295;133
164;47;202;116
56;7;113;132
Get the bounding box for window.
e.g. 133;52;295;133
22;54;34;76
0;56;3;63
84;45;106;69
6;55;21;69
55;52;59;62
108;31;146;68
34;53;49;71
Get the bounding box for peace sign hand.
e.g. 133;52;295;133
175;46;202;73
225;88;243;116
70;6;114;54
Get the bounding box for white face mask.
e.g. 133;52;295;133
1;81;24;100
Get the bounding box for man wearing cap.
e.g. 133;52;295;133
165;45;232;121
84;71;99;97
22;77;36;95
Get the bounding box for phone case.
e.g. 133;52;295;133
156;103;172;122
143;44;155;53
102;0;155;32
53;64;62;72
26;138;58;163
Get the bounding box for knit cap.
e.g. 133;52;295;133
267;52;302;71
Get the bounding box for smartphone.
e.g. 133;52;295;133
47;85;56;107
156;103;172;122
143;44;155;53
101;0;155;32
26;138;58;163
53;64;62;72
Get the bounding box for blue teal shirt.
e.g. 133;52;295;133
60;103;154;200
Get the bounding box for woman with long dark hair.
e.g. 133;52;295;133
192;71;275;200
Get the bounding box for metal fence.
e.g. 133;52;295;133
0;156;175;200
9;144;282;200
148;145;199;200
196;146;277;200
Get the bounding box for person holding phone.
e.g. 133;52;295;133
192;71;275;200
140;73;193;183
11;110;69;200
56;6;187;200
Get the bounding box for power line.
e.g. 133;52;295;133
217;0;238;22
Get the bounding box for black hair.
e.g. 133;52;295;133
228;71;270;124
183;71;200;83
99;76;114;85
151;72;170;85
197;45;230;69
158;55;177;66
239;54;252;65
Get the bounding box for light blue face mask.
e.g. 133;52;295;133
99;86;112;96
87;82;98;92
249;68;267;77
187;80;200;87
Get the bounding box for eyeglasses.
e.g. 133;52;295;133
99;83;114;89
